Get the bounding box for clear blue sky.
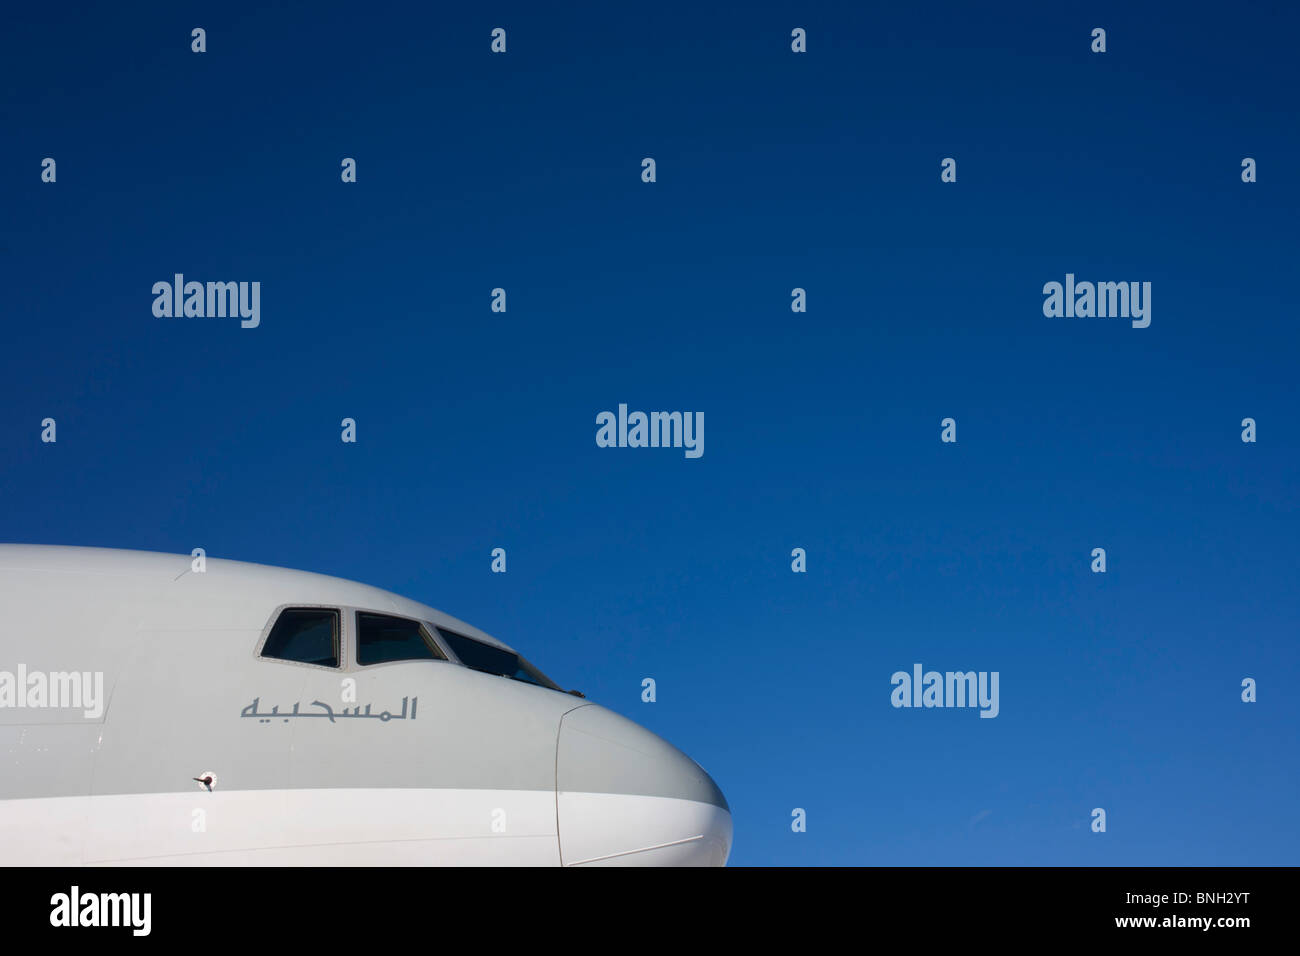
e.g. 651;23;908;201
3;1;1297;864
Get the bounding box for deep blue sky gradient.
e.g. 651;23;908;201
3;1;1298;864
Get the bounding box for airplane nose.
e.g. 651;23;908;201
556;704;732;866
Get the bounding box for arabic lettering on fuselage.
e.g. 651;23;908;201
239;697;418;724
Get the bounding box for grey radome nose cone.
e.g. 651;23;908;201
556;704;732;866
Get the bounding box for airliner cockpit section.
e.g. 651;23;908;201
0;545;732;866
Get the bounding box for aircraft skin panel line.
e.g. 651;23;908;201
0;544;733;866
558;793;732;867
567;835;706;867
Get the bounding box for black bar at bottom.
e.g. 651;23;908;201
1;866;1285;942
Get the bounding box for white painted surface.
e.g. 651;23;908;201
1;789;559;866
1;788;734;866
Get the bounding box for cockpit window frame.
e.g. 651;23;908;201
431;625;563;692
254;606;552;687
255;604;345;672
352;610;450;670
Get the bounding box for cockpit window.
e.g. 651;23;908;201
357;612;447;666
434;628;560;690
261;608;340;668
